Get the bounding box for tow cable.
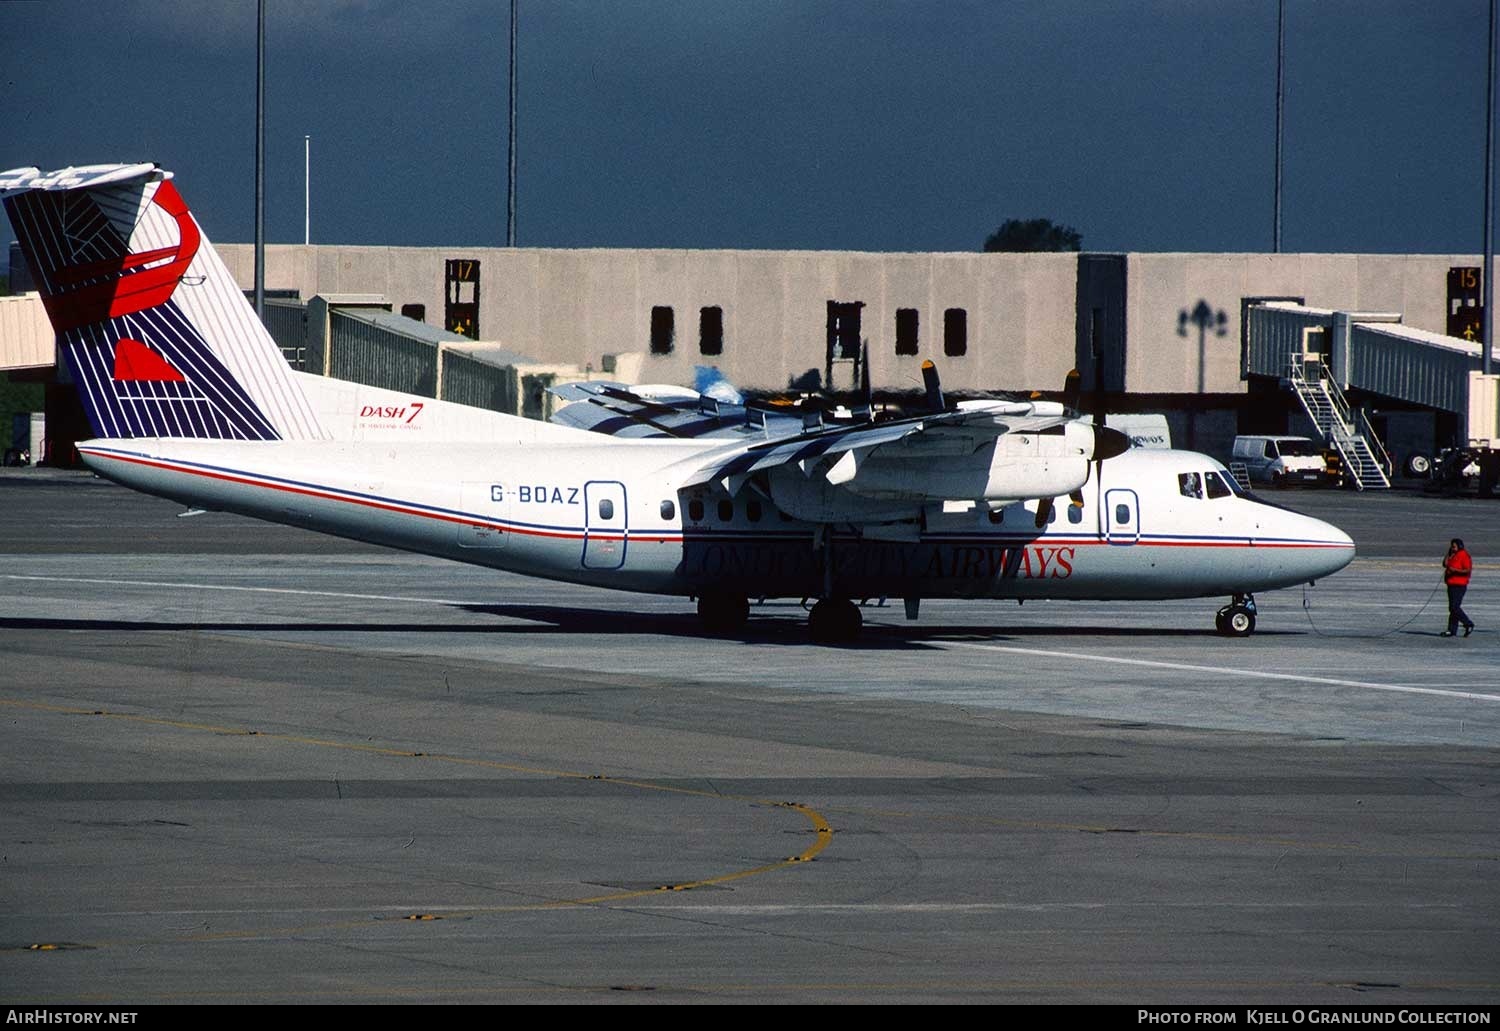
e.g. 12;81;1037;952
1300;582;1443;639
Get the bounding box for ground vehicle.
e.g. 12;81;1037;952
1230;435;1331;486
1427;445;1500;496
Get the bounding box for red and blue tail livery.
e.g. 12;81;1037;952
1;164;324;441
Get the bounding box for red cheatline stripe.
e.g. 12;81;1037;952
79;448;665;544
78;448;1351;552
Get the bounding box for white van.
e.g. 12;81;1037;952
1230;435;1329;485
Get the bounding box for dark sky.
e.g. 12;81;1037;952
0;1;1492;259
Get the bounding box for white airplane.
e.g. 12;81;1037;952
1;164;1355;641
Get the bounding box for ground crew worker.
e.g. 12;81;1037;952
1441;538;1475;638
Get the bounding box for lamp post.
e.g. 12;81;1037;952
507;0;517;247
1486;0;1496;374
1273;0;1285;253
253;0;265;318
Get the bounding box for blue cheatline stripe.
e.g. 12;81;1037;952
77;445;669;541
78;444;1352;554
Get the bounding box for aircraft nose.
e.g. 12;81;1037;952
1302;514;1356;578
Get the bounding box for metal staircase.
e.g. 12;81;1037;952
1286;353;1391;490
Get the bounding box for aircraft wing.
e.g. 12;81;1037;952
551;381;804;439
676;407;1062;491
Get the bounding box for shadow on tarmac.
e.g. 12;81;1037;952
1;603;1306;650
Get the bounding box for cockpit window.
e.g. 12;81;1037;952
1178;472;1202;499
1204;470;1232;499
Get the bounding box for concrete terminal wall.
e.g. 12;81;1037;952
218;244;1474;400
1124;253;1472;395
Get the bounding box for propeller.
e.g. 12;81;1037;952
1032;367;1129;528
921;359;946;413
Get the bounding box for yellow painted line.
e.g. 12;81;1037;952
1;696;833;948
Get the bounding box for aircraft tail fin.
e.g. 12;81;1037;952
0;164;326;442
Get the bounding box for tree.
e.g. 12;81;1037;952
983;218;1082;253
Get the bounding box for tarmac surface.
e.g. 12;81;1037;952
1;469;1496;1004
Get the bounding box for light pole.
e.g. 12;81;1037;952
1486;0;1496;374
254;0;265;318
507;0;517;247
1273;0;1285;253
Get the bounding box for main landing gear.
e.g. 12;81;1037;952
808;597;862;644
1215;593;1257;637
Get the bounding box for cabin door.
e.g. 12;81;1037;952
582;480;628;569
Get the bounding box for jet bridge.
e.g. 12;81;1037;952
1244;301;1500;490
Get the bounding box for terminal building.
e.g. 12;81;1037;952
4;241;1499;481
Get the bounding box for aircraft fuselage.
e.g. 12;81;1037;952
77;438;1354;604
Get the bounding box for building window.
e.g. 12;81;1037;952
895;308;919;356
826;301;863;361
943;308;967;357
650;305;674;355
699;306;723;356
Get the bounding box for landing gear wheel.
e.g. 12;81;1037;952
1404;453;1431;478
809;598;862;643
1220;605;1255;637
697;593;749;634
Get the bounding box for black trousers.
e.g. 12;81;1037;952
1447;584;1473;634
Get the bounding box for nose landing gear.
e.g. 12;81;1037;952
1215;593;1257;637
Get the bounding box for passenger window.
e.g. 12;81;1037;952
988;507;1004;525
1204;471;1232;499
718;499;734;521
1046;504;1057;524
660;500;675;520
1115;503;1130;525
1178;472;1202;499
688;499;704;521
1066;504;1082;524
598;499;614;520
746;499;762;522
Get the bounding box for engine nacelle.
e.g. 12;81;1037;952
765;426;1095;522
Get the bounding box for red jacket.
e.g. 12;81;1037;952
1445;549;1473;586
